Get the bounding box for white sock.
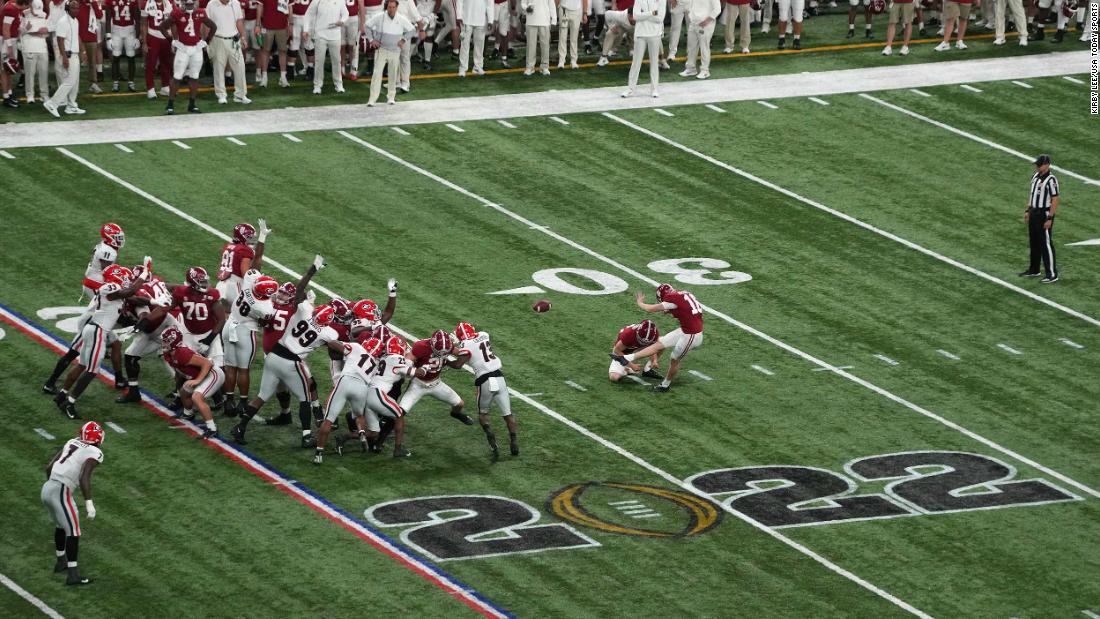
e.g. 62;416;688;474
206;420;217;431
624;353;636;362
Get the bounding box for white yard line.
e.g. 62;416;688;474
445;123;465;133
496;119;517;128
750;364;775;376
0;573;65;619
65;143;932;619
936;349;961;360
605;112;1100;330
0;150;14;159
1059;338;1084;349
625;374;650;385
391;126;411;136
4;52;1087;149
812;365;854;371
1081;610;1100;619
34;428;56;440
106;421;127;434
549;116;570;125
757;100;779;109
654;108;675;117
872;354;900;366
565;380;588;392
909;89;932;97
1063;76;1085;84
687;369;713;381
960;84;983;92
997;344;1023;355
335;131;1100;514
282;133;302;142
808;97;830;106
1011;80;1033;88
114;143;133;153
631;512;662;519
705;104;726;112
861;93;1100;187
172;140;191;150
608;499;642;505
227;137;247;146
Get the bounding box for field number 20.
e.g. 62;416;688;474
529;258;751;296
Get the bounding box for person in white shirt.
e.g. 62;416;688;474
666;0;685;59
394;0;422;92
303;0;348;93
22;0;51;103
622;0;663;98
365;0;414;103
520;0;555;75
556;0;587;68
45;0;84;116
678;0;717;78
456;0;492;76
206;0;252;103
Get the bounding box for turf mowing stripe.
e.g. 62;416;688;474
337;131;1100;516
34;428;56;440
282;133;303;142
605;111;1100;330
392;127;411;136
1011;80;1033;88
860;94;1100;187
705;104;726;112
0;150;14;159
936;349;961;360
960;84;983;93
873;355;900;366
1063;76;1085;84
114;144;133;153
549;116;570;125
808;97;829;106
106;421;127;434
909;89;932;97
757;100;778;109
0;572;65;619
997;344;1023;355
0;303;513;619
227;137;247;146
496;120;517;128
750;364;774;376
1060;338;1084;349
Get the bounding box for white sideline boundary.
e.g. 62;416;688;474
61;146;932;619
603;112;1100;331
0;573;65;619
1;52;1088;149
334;131;1100;509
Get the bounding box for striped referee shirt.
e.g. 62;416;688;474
1029;171;1060;210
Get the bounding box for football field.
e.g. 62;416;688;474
2;71;1099;618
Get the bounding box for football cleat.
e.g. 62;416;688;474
793;38;801;49
334;434;347;456
65;575;93;586
510;436;520;457
312;449;324;464
173;409;196;421
1018;271;1041;277
54;557;67;573
652;384;671;393
230;424;247;444
267;411;293;425
198;427;219;440
642;368;664;380
393;445;412;458
42;382;59;395
115;388;142;404
490;445;500;463
301;433;317;448
56;396;80;420
450;410;474;425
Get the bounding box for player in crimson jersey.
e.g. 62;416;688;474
216;220;269;310
159;0;217;114
140;0;173;97
159;267;226;408
613;283;704;392
115;263;178;404
105;0;140;90
161;326;224;438
41;421;104;586
608;319;662;382
399;329;474;425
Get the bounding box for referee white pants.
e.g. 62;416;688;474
626;35;660;93
49;54;80;109
210;36;248;100
994;0;1028;40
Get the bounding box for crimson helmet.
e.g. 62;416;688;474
102;264;134;286
161;325;185;350
186;267;210;293
353;299;380;322
330;298;353;324
313;304;336;326
274;282;296;305
357;335;384;358
870;0;885;13
386;336;407;356
655;283;675;302
371;324;393;343
80;421;105;445
232;223;257;244
455;322;476;341
131;264;147;281
636;320;659;346
1062;0;1078;16
252;276;278;299
429;330;452;356
100;223;125;249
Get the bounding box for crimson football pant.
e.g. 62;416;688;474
1027;210;1057;278
145;36;172;91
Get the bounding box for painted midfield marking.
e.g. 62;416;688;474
1063;76;1085;84
654;108;675;117
565;380;588;392
549;116;570;125
497;120;517;129
114;143;133;153
608;500;641;505
960;84;983;92
757;100;779;109
392;127;411;136
873;354;900;366
282;133;302;142
1059;338;1084;349
445;123;465;133
172;140;191;150
0;572;65;619
688;370;713;381
227;137;247;146
705;104;726;113
1011;80;1033;89
997;344;1023;355
750;365;774;376
34;428;55;440
937;349;961;360
808;97;830;106
909;89;932;97
106;421;127;434
0;150;14;159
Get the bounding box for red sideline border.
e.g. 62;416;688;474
2;303;511;619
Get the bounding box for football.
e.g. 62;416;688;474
532;299;552;313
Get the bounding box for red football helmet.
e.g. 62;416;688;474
386;336;407;356
330;298;353;323
429;330;452;356
274;282;296;305
313;304;336;326
353;299;380;322
100;223;125;249
80;421;105;445
455;322;477;341
252;276;279;299
102;264;133;286
186;267;210;292
161;325;185;349
357;335;384;358
870;0;885;13
656;283;675;301
371;324;393;343
2;57;20;75
636;319;659;346
232;223;257;244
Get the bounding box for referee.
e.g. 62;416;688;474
1020;154;1060;283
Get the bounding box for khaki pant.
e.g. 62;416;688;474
459;23;486;72
23;50;49;100
602;21;632;55
723;3;751;50
210;36;248;100
369;47;400;104
994;0;1028;40
943;0;971;22
49;53;80;108
557;7;582;64
888;1;914;23
313;37;343;90
685;20;716;72
668;1;687;55
626;34;660;92
399;36;413;89
526;24;551;71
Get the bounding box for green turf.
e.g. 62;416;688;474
1;77;1099;618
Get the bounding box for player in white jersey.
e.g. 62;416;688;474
54;264;149;420
453;321;517;461
347;279;398;338
313;335;384;463
82;223;125;299
232;255;340;447
367;336;416;457
115;264;177;404
220;269;278;411
41;421;104;586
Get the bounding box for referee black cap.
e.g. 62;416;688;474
1034;154;1052;166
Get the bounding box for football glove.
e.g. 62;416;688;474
140;257;153;280
305;289;317;304
312;254;325;271
257;218;271;242
85;500;96;519
387;278;398;297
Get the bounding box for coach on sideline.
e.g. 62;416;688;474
1020;154;1060;284
207;0;252;105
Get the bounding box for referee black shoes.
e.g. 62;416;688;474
1041;276;1059;284
1018;271;1041;277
